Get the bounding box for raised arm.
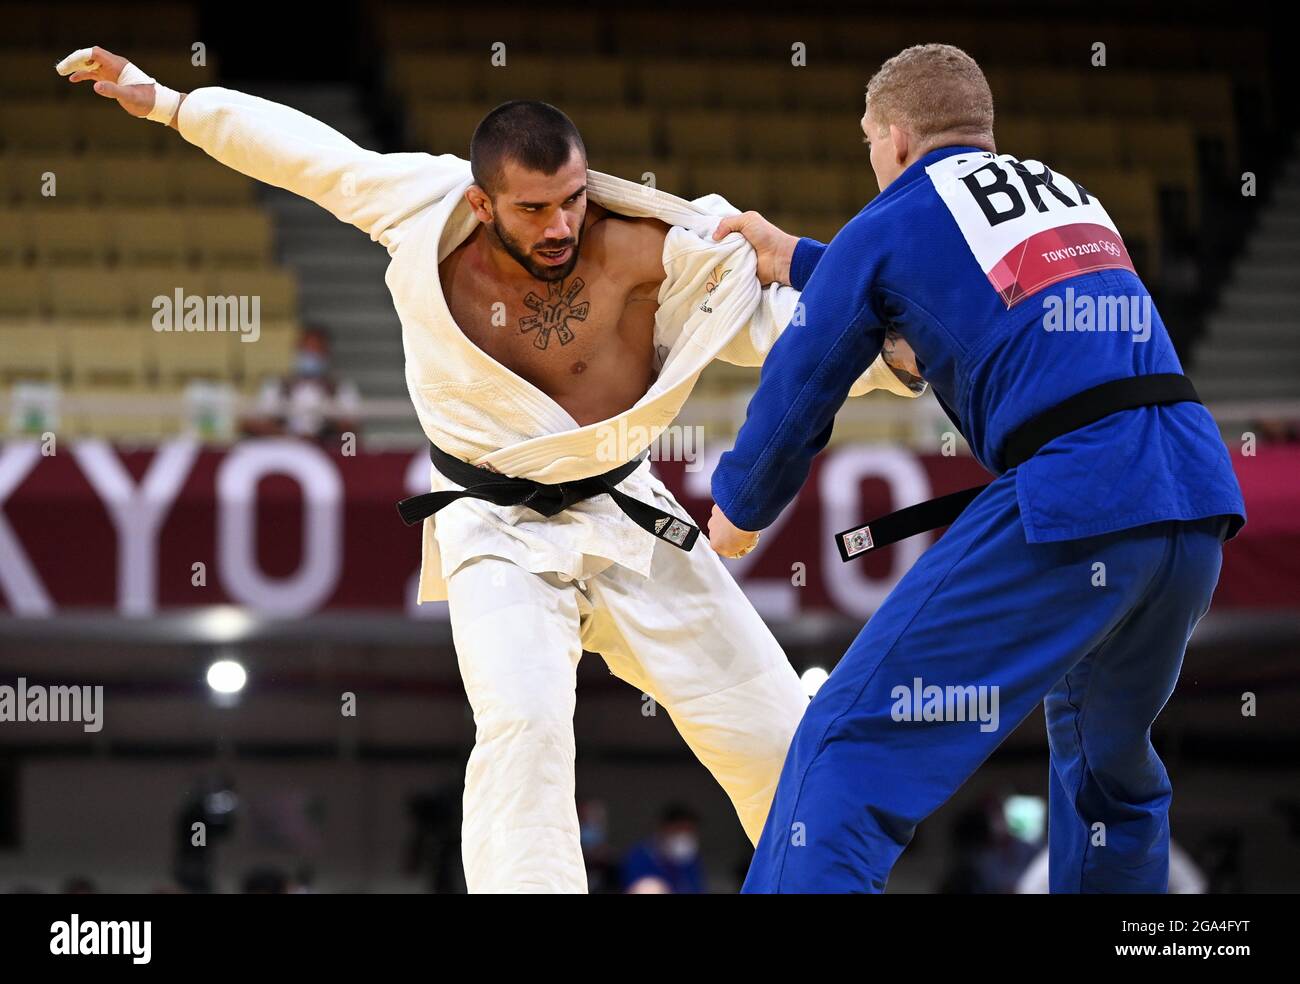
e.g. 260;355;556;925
710;213;888;541
711;209;924;397
59;46;469;252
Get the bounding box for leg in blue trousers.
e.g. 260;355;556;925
742;473;1228;893
1044;515;1224;892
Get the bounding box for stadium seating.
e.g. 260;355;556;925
0;2;1269;436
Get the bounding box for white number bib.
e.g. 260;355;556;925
925;152;1135;307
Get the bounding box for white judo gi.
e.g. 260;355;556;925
169;85;924;892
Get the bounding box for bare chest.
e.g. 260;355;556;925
439;255;658;403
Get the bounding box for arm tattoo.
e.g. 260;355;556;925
882;328;927;393
520;278;589;349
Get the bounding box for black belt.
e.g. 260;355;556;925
835;373;1201;562
397;444;700;551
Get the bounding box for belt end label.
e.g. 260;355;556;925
842;525;874;557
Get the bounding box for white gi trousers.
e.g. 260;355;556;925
445;521;808;894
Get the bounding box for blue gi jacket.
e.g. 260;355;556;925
711;145;1246;542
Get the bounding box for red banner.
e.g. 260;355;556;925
0;440;1290;618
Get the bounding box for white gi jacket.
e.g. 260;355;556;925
176;87;924;601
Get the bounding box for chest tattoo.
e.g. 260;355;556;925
520;277;590;349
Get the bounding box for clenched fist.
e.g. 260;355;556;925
708;504;761;559
711;210;799;287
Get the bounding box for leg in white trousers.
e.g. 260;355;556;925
445;539;808;893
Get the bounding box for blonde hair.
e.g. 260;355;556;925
865;44;995;148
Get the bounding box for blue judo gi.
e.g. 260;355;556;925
711;146;1246;893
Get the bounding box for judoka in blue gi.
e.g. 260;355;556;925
707;44;1246;893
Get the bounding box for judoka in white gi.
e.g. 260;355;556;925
59;47;923;892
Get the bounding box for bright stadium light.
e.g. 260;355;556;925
206;659;248;695
800;666;830;697
193;605;256;643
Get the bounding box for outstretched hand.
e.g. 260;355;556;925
57;46;173;122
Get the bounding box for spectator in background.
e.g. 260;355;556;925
245;327;361;442
620;804;706;894
173;774;237;894
937;798;1039;894
578;799;617;894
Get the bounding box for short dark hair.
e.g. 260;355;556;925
470;100;586;195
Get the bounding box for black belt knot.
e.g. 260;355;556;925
397;443;700;552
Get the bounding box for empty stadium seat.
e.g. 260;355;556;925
96;156;177;204
46;267;133;319
174;158;256;205
637;62;714;108
207;268;298;321
0;322;60;381
687;163;769;213
767;212;845;245
567;109;655;158
65;325;149;383
187;208;274;267
237;323;298;387
775;163;858;215
29;206;113;264
750;15;832;60
2;153;94;203
153;327;239;383
0;53;76;97
81;104;170;153
739;112;824;161
389;53;482;101
552;60;630;107
128;265;209;320
0;101;79;152
818;113;872;162
1085;73;1160;118
1047;119;1121;170
717;64;791;111
796;73;868;119
416;103;487;154
995;118;1048;160
0;211;31;263
590;158;685;198
113;207;191;266
1122;121;1198;180
0;268;41;318
664;112;741;161
480;55;558;104
1005;70;1086;116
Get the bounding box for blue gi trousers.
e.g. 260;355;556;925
742;473;1231;893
